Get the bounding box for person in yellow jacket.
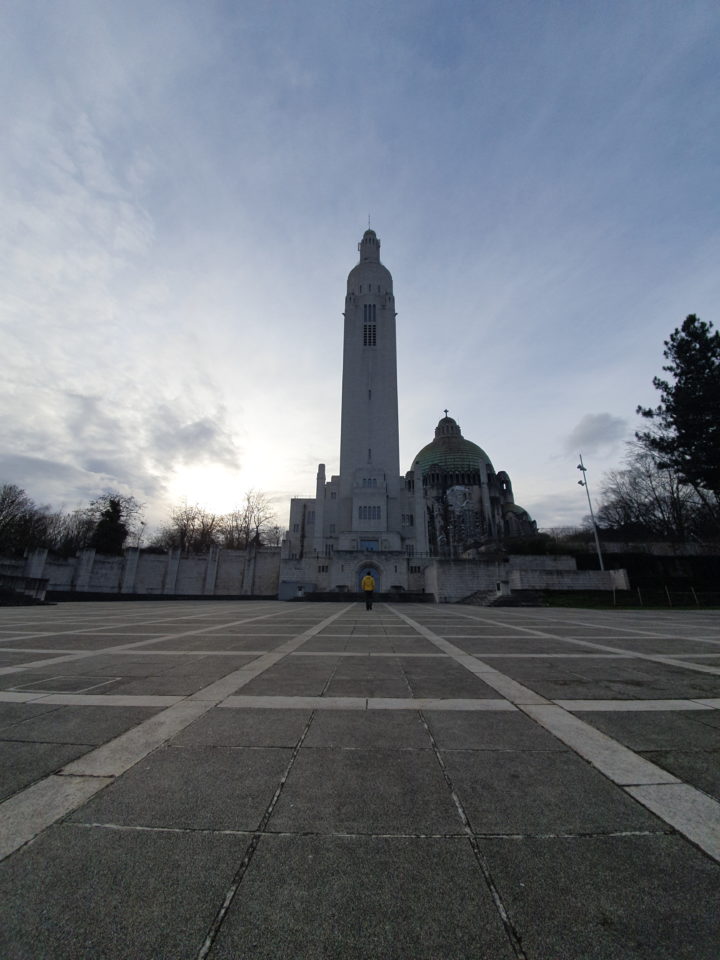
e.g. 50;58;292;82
360;572;375;610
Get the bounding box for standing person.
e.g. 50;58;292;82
360;571;375;610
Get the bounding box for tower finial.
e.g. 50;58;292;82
444;408;449;418
368;213;371;229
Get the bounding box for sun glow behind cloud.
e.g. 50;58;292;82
166;464;247;517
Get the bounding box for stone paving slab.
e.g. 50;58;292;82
0;701;62;731
1;600;719;959
269;747;462;834
424;710;570;751
0;740;93;801
577;710;720;750
0;824;250;960
0;704;162;745
68;744;293;831
208;835;516;960
302;710;431;750
445;749;662;834
480;834;720;959
173;706;313;747
639;750;720;803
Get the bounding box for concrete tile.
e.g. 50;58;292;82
0;823;250;959
691;707;720;729
426;710;569;751
333;657;403;678
0;741;93;802
324;678;410;698
173;707;312;747
0;701;62;731
0;705;162;745
210;835;516;959
270;747;462;834
239;676;330;696
1;673;119;693
607;676;720;699
303;711;431;749
445;750;662;834
481;834;720;959
577;711;720;751
406;675;505;699
67;744;292;830
639;750;720;803
106;676;210;695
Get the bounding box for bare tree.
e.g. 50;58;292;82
218;490;278;549
150;502;220;554
595;445;710;540
0;484;58;555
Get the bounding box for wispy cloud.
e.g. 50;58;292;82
564;414;630;457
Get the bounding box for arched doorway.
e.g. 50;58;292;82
356;563;381;592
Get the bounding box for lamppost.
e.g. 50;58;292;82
577;453;605;571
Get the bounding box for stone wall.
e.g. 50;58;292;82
17;546;281;597
509;567;629;592
426;555;629;603
4;547;629;602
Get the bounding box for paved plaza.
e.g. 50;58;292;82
0;600;719;958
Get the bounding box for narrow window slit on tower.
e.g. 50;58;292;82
363;323;376;346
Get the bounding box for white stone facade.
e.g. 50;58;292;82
280;229;422;597
279;228;538;598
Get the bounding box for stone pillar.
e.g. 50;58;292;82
314;464;326;556
121;548;140;594
163;549;180;594
413;470;428;555
74;549;96;592
242;546;256;595
24;548;48;580
479;463;493;537
205;546;219;595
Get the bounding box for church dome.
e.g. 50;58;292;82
413;415;494;477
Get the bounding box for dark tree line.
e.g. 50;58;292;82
0;484;284;558
0;487;143;558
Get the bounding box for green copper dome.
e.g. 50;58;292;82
413;416;494;477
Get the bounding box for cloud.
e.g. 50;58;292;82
149;405;242;470
564;414;629;457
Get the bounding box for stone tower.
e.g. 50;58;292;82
339;229;400;500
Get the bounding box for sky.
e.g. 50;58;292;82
2;0;719;534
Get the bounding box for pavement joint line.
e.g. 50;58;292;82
195;701;320;960
0;605;352;863
507;610;720;647
624;783;720;862
2;693;184;707
0;604;285;647
519;704;681;786
62;820;672;840
0;607;301;677
552;698;715;712
391;606;720;863
0;774;115;862
417;707;528;960
451;609;720;678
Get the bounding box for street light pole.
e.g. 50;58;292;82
577;453;605;571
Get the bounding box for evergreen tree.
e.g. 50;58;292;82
636;315;720;498
89;498;128;554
